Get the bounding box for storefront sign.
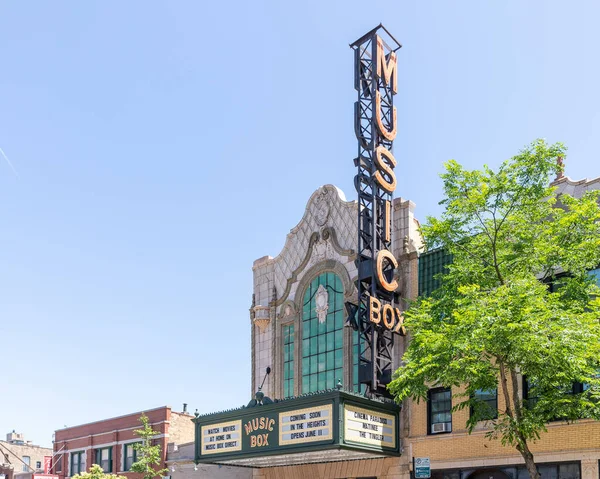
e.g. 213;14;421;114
353;32;405;336
201;420;242;455
244;415;275;448
344;404;395;449
43;456;52;474
348;25;405;397
414;457;431;479
195;390;400;465
279;404;333;445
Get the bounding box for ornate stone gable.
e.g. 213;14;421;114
551;174;600;199
258;185;358;307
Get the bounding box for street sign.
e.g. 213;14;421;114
414;457;431;479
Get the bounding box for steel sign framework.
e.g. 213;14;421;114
346;25;405;398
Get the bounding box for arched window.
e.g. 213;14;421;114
301;272;344;393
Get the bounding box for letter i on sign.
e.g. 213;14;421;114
385;199;391;243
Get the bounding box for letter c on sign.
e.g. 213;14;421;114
375;250;398;292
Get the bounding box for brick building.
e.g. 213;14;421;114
405;174;600;479
0;431;52;479
166;442;252;479
245;174;600;479
52;406;194;479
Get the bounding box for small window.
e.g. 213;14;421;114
523;377;539;408
428;387;452;434
471;388;498;420
588;268;600;287
558;463;580;479
70;452;85;476
55;455;63;473
36;461;42;469
22;456;30;472
95;447;112;473
539;465;559;479
123;443;140;472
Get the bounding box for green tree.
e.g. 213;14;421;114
72;464;126;479
131;414;169;479
389;140;600;479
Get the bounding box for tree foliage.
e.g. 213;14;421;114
389;139;600;479
131;414;169;479
71;464;126;479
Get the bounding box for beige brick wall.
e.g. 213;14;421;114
252;457;406;479
0;440;52;475
410;419;600;461
406;386;600;479
168;412;195;446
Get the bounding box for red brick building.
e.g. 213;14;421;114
52;406;194;479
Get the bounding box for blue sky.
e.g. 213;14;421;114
1;1;599;447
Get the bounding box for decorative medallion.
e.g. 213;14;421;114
311;237;332;264
315;284;329;324
313;189;330;226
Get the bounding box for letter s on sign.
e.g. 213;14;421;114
374;146;397;194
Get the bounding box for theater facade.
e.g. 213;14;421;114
189;24;600;479
193;184;422;479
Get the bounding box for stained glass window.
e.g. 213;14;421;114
282;324;295;398
352;329;363;393
301;272;344;393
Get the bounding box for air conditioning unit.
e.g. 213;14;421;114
431;422;452;434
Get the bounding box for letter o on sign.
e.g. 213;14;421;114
382;304;395;329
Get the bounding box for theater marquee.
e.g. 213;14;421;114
194;390;400;467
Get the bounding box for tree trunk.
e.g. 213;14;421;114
518;441;540;479
498;363;541;479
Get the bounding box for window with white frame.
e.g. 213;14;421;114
95;447;112;473
123;443;140;472
70;451;85;476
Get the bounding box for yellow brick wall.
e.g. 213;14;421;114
252;457;407;479
408;386;600;461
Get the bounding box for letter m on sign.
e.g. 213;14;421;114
376;36;397;93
